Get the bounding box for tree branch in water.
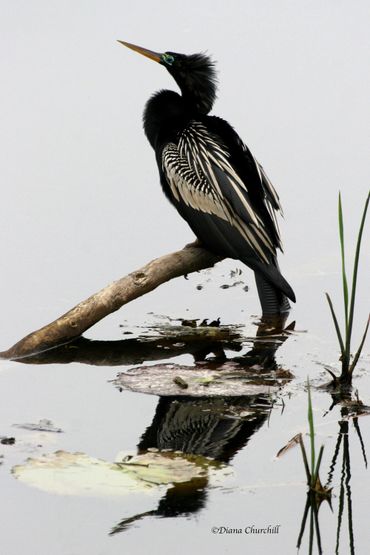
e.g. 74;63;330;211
0;244;222;360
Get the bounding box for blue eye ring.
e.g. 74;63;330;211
162;53;175;66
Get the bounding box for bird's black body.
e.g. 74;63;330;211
121;43;295;313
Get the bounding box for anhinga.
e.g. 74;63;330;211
119;41;296;315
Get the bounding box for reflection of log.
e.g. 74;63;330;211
14;334;242;366
0;244;221;360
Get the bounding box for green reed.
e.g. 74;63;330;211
325;192;369;383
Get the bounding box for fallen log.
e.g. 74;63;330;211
0;244;222;360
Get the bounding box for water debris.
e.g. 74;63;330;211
120;314;242;341
173;376;189;389
13;419;63;433
179;317;222;329
191;266;247;292
276;433;302;458
195;376;215;386
229;268;243;277
181;319;198;328
220;280;245;290
0;436;16;445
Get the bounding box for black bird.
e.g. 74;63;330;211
119;41;295;314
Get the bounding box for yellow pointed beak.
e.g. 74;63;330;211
117;40;162;63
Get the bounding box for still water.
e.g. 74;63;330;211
1;259;369;554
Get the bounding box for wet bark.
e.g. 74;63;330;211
0;244;222;360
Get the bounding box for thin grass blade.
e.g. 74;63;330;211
338;193;349;330
299;434;311;483
313;445;324;486
348;315;370;376
325;293;345;356
345;191;370;363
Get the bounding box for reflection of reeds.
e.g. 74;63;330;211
293;386;369;554
326;409;365;555
334;419;354;555
298;381;325;490
326;192;370;384
296;381;331;554
325;388;368;555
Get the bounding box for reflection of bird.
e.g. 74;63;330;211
110;395;269;535
119;41;295;314
138;396;268;462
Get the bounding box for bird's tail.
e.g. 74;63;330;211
254;272;292;315
247;257;296;307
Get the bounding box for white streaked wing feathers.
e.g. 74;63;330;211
162;121;283;263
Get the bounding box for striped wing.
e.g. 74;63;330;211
162;121;281;264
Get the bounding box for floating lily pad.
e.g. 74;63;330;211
114;362;287;397
12;449;227;497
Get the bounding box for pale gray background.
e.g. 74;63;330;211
1;0;369;347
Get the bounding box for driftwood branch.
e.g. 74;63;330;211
1;244;222;360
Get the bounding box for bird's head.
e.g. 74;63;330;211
118;40;217;114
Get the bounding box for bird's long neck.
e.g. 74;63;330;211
178;75;216;115
143;89;194;149
143;54;217;148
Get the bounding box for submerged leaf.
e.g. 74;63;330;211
114;363;285;397
13;419;63;433
13;451;149;496
12;449;228;497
